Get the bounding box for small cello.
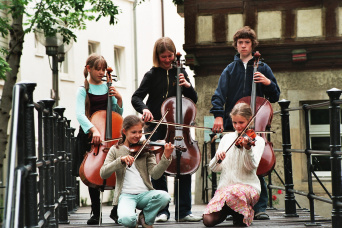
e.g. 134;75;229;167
236;51;276;176
79;67;123;190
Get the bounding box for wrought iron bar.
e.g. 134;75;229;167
327;88;342;228
278;99;298;217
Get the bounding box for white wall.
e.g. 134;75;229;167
17;0;194;205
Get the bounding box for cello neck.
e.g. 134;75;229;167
105;68;113;140
175;52;183;124
250;51;261;129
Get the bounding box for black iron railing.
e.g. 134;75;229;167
2;81;79;227
201;88;342;228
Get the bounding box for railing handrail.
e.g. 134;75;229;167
2;81;79;227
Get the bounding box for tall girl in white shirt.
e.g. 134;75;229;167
203;102;265;227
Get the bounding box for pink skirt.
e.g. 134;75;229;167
203;184;260;226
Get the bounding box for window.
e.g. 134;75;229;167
113;47;123;81
60;52;69;74
309;107;342;177
34;36;45;57
88;42;99;55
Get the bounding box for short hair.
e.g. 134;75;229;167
232;26;259;50
152;37;176;67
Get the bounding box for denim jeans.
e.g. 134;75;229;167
152;174;192;220
253;176;268;213
117;190;171;227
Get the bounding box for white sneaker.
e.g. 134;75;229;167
178;214;202;222
155;214;168;222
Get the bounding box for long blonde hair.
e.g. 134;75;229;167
152;37;176;67
83;53;107;118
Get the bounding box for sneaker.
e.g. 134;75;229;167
178;214;202;222
254;212;270;220
87;215;100;225
226;215;233;221
155;214;168;222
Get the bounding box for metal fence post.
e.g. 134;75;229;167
209;133;217;197
303;104;317;225
19;81;39;227
54;107;69;224
42;99;57;228
327;88;342;228
278;99;298;217
37;100;46;224
70;127;78;211
65;119;75;212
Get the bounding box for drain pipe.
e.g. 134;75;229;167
133;0;139;90
161;0;164;37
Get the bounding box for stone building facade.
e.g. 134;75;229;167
181;0;342;214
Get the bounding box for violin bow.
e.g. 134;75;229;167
216;98;268;165
131;110;169;163
147;119;274;134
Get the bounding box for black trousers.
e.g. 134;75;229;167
89;187;100;216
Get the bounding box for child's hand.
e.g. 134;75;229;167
108;85;122;108
163;142;174;159
179;74;191;88
241;137;254;150
142;109;153;122
254;72;271;86
109;86;122;99
90;127;101;145
216;151;226;161
121;155;135;166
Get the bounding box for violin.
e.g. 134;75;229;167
128;140;186;158
214;100;266;165
235;129;256;148
128;140;165;156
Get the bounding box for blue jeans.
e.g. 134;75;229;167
117;190;171;227
152;174;192;220
253;176;268;213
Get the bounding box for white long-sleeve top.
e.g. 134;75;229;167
209;131;265;194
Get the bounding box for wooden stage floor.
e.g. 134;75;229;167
59;204;332;227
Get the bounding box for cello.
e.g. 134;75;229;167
155;52;201;176
79;67;123;190
236;51;276;176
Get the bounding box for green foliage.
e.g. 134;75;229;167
0;0;121;80
0;57;10;80
80;197;88;206
172;0;184;5
138;0;184;6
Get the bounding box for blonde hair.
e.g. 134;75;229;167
152;37;176;67
232;26;259;50
83;53;107;118
230;102;253;120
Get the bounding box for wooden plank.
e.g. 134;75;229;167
213;14;226;43
59;205;332;228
